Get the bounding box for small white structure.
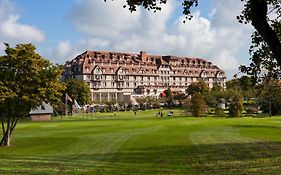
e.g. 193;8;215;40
29;102;53;121
217;99;226;109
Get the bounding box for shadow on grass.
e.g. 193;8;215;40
1;141;281;174
232;124;281;130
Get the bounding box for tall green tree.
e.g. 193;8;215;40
165;88;172;98
186;80;209;96
258;79;281;116
0;43;65;146
229;93;243;117
191;93;206;117
65;79;91;106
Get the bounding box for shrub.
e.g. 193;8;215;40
215;107;225;117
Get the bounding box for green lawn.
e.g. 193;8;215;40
1;110;281;174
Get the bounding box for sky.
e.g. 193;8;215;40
0;0;254;79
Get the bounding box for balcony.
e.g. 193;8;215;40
93;86;100;90
92;75;102;81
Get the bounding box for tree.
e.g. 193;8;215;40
65;79;91;106
226;78;239;91
211;82;223;92
191;93;206;117
238;0;281;68
186;80;209;96
135;96;160;110
229;93;243;117
239;28;281;82
135;96;147;110
0;43;65;146
107;0;281;68
258;79;281;116
164;88;172;98
164;87;173;105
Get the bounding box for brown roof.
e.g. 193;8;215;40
64;50;226;78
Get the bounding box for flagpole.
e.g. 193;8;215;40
65;93;68;116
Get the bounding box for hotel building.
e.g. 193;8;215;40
63;50;226;103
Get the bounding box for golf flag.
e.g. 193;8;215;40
74;100;81;109
66;93;73;102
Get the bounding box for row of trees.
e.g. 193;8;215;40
183;80;244;117
164;75;281;117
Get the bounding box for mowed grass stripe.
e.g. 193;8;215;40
1;111;281;174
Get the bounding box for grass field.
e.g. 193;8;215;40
1;110;281;174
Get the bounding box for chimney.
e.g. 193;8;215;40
140;50;147;62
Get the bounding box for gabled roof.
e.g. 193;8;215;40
29;102;53;115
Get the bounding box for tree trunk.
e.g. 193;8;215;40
1;115;5;135
250;0;281;67
0;117;18;146
269;96;272;117
0;117;10;146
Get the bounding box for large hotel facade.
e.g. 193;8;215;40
63;50;226;103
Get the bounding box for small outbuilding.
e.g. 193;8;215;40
29;102;53;121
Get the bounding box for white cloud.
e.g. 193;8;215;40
64;0;253;78
0;15;45;42
56;40;72;58
0;0;45;48
78;38;110;50
67;0;141;38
